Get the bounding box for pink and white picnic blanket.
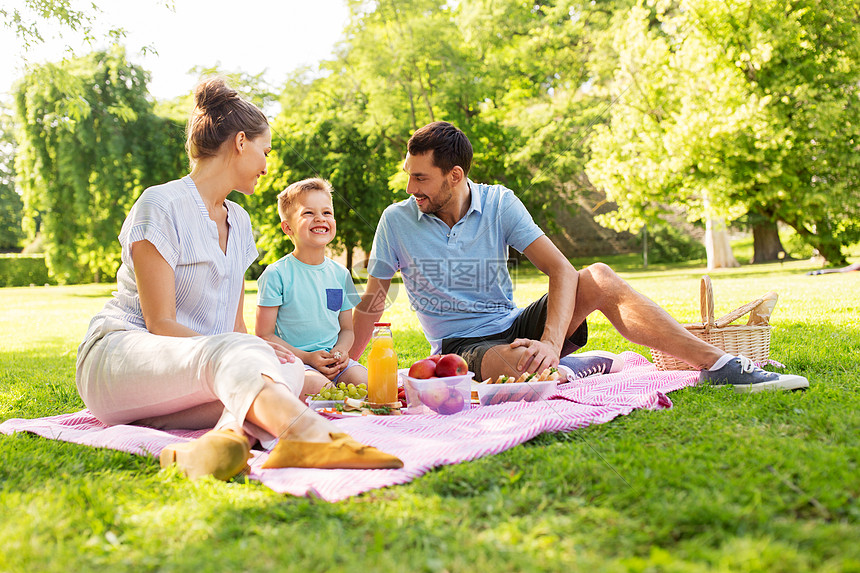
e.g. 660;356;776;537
0;352;698;501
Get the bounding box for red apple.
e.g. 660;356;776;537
436;390;466;415
419;383;449;410
408;358;438;379
427;354;442;364
435;353;468;377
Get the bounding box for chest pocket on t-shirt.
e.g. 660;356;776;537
326;288;344;312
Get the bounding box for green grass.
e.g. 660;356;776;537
1;257;859;572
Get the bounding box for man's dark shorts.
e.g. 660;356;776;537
439;294;587;381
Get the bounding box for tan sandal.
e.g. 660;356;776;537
260;432;403;470
159;429;251;481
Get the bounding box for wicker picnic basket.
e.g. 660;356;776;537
650;275;778;371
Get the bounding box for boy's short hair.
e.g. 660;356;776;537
277;178;334;222
407;121;473;176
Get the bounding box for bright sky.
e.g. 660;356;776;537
0;0;350;102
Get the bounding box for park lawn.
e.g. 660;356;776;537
0;257;858;572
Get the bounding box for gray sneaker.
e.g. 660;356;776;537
558;351;625;381
699;356;809;393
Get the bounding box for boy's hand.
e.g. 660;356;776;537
331;348;350;369
306;350;341;378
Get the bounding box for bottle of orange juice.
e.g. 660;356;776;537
367;322;398;405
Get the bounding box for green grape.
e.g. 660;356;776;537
337;382;346;390
357;387;368;398
347;383;356;392
358;383;367;389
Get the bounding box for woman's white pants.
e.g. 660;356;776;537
76;326;304;440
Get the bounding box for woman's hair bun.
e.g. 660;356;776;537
193;78;239;113
185;77;268;165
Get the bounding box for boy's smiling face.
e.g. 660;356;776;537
281;189;336;249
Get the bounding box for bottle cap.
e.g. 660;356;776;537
373;322;391;327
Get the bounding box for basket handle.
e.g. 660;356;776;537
714;291;779;327
699;275;715;329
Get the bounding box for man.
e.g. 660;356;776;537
349;121;808;393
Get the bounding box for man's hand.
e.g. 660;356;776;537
509;338;560;374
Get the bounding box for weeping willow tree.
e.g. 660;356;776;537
14;47;185;283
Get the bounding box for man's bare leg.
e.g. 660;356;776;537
480;263;725;380
569;263;724;370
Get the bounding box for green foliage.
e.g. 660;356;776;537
639;223;706;264
458;0;632;228
0;0;123;51
0;108;24;251
6;0;858;283
246;71;398;268
0;186;23;251
587;0;860;265
13;47;186;283
0;254;53;286
268;0;634;245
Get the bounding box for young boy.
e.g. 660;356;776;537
256;178;365;398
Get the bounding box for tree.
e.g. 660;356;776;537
586;0;860;265
337;0;603;233
458;0;636;232
0;0;125;50
339;0;642;241
247;70;396;271
14;47;186;283
0;106;25;251
247;0;505;271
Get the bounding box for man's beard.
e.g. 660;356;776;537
417;179;452;214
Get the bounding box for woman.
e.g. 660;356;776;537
76;78;402;480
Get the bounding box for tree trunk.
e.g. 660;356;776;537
705;217;739;269
702;192;738;269
345;245;354;273
751;219;787;264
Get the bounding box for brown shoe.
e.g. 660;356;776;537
159;429;251;481
260;432;404;470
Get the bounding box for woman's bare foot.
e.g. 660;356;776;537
246;376;339;444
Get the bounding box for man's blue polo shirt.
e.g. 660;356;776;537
368;180;544;352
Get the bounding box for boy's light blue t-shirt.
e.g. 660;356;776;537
257;255;360;352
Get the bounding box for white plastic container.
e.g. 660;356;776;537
399;369;473;415
475;379;557;407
